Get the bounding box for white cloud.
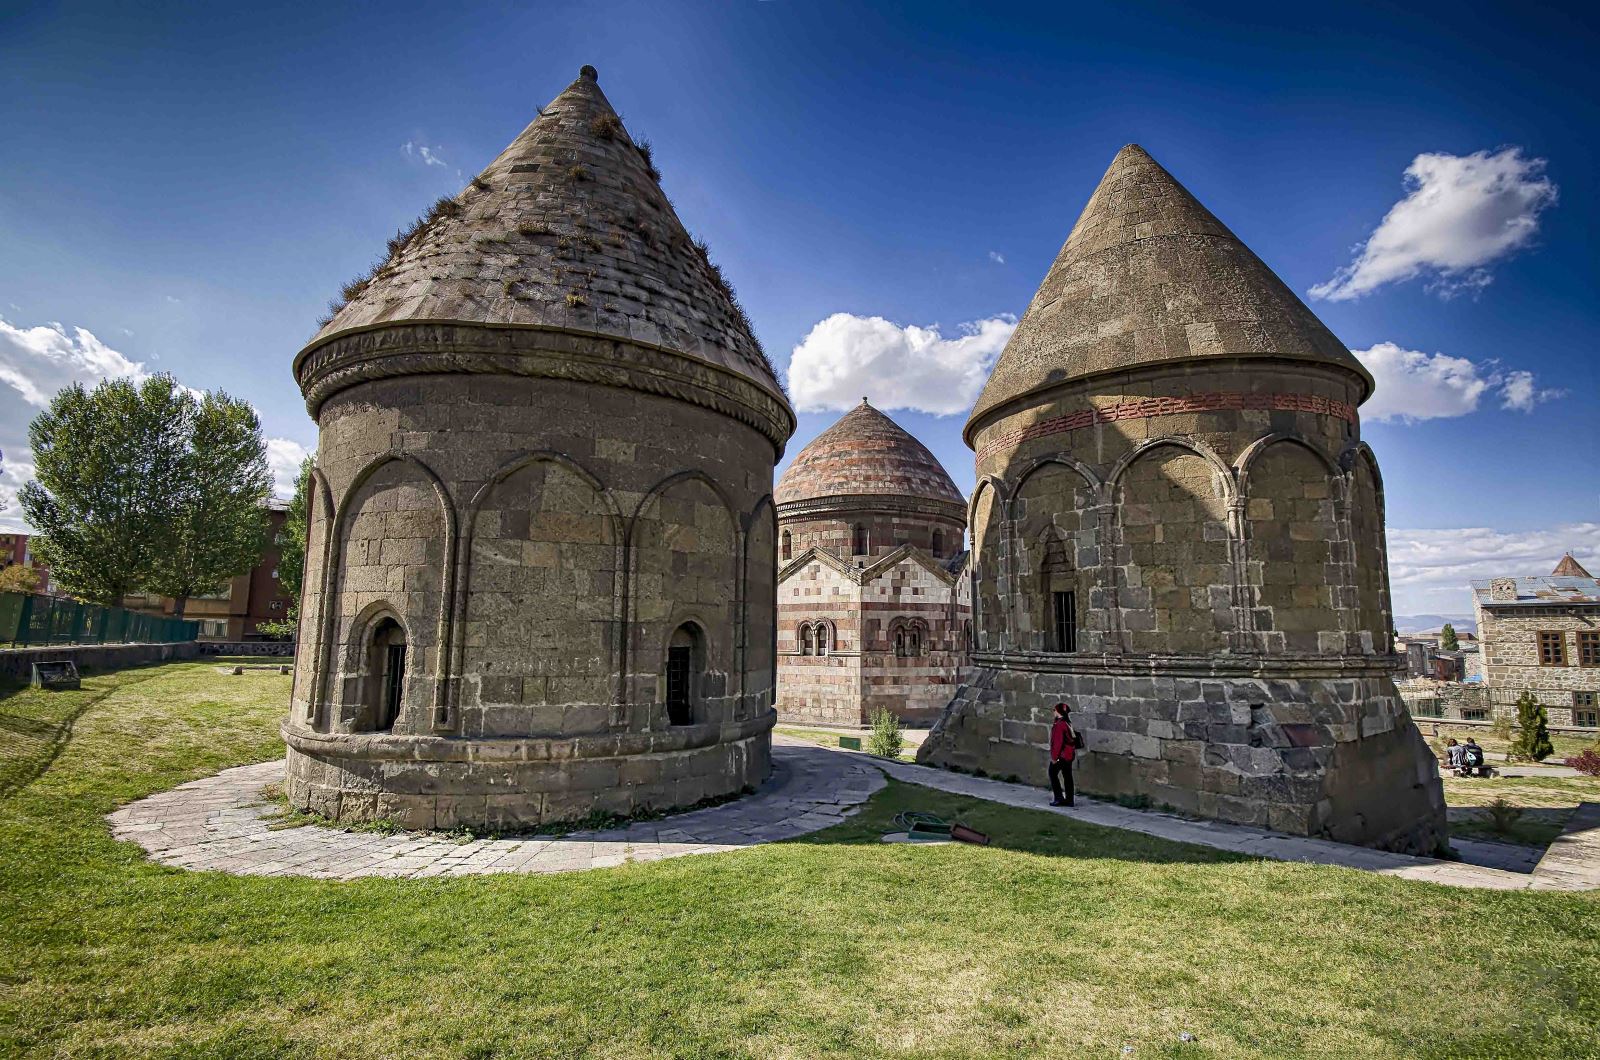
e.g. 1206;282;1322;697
1311;147;1557;302
1498;370;1563;412
402;141;448;168
1388;523;1599;614
0;316;148;407
786;313;1016;416
0;453;37;533
266;437;312;500
988;251;1005;265
1353;341;1559;423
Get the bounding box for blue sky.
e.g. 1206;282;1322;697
1;1;1594;616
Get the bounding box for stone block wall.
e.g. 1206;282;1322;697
1474;602;1600;724
922;361;1444;852
285;368;783;828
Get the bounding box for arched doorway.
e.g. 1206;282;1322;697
665;623;702;726
364;616;406;732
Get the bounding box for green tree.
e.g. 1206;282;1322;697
20;376;192;606
1508;691;1554;762
0;565;40;594
255;456;313;641
144;391;272;618
1439;623;1459;651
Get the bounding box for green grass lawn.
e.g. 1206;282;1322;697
1443;772;1600;847
3;663;1599;1058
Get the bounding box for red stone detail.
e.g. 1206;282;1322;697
975;391;1358;462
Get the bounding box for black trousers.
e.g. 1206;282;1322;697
1049;758;1074;804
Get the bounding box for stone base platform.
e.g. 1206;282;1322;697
282;713;775;831
108;739;883;879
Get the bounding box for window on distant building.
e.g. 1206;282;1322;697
852;524;868;555
1574;692;1597;729
1538;631;1567;666
1579;631;1600;668
1461;708;1489;721
781;530;792;562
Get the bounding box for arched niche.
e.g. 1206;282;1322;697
294;466;336;721
325;455;450;731
970;480;1005;652
743;497;778;713
1008;461;1099;653
460;453;621;733
1346;446;1392;653
1242;440;1342;654
629;473;739;720
1113;444;1233;655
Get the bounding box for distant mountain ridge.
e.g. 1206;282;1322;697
1394;614;1477;635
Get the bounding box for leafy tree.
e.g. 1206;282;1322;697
254;456;313;642
21;376;192;606
0;565;40;594
1439;623;1459;651
144;391;272;618
275;457;314;612
1508;691;1554;762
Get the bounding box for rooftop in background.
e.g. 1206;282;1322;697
775;399;964;508
1473;553;1600;607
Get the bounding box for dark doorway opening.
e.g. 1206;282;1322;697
365;616;406;732
666;623;702;726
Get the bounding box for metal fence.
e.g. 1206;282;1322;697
0;592;198;647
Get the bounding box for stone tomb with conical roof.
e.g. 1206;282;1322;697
774;400;971;726
919;146;1446;853
284;67;795;830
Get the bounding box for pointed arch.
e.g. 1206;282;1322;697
743;494;779;716
455;450;623;726
969;477;1007;652
1239;436;1343;654
627;470;741;720
1112;439;1234;654
295;464;337;723
1107;436;1236;503
317;451;456;730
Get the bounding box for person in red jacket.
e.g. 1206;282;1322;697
1048;702;1079;807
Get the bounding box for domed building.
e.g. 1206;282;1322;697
919;146;1446;853
774;399;971;726
283;67;795;830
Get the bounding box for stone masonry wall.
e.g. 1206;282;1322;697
921;361;1443;853
284;372;780;828
1475;601;1600;725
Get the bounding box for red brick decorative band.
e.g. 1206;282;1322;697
976;391;1358;461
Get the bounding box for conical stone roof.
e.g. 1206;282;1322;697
1553;552;1593;578
967;144;1373;441
775;400;964;508
295;66;787;426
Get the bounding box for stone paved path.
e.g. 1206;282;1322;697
108;736;1598;891
108;738;883;879
852;752;1600;891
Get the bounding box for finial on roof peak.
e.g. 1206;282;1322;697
579;64;598;82
862;395;870;405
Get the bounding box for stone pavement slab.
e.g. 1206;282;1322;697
108;737;883;880
841;751;1599;892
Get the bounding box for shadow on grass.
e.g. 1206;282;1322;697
793;775;1250;868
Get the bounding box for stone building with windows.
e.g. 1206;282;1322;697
919;145;1446;853
774;400;971;726
1472;553;1600;729
282;67;794;830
